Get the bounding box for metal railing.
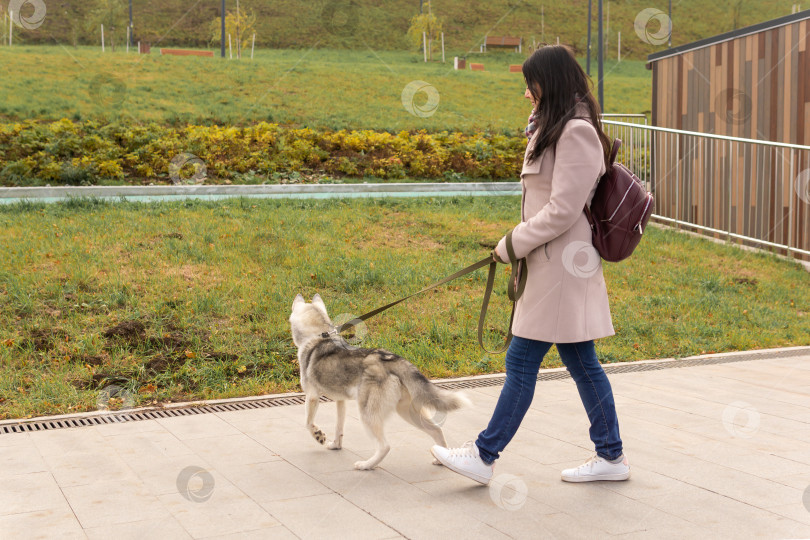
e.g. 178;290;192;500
602;120;810;260
601;114;648;125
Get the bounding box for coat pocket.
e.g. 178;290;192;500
529;242;551;263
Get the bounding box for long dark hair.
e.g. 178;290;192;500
523;44;611;165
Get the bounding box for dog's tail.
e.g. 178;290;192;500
390;360;472;414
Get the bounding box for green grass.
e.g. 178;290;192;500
0;46;650;131
0;196;808;419
3;0;798;61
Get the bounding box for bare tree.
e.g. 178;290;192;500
87;0;127;51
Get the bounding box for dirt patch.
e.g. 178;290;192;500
206;351;239;362
478;239;497;249
144;353;188;373
732;277;758;287
146;332;190;351
75;354;104;366
357;229;444;251
70;372;129;391
166;264;224;285
25;328;67;351
102;320;146;344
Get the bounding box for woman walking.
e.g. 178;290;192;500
431;44;629;484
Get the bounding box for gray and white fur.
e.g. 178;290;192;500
289;293;471;470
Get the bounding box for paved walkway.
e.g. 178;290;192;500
1;351;809;539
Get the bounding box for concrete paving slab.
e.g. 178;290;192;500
0;439;49;478
0;505;86;540
156;413;243;440
104;427;196;460
94;418;168;437
413;476;562;538
157;478;280;538
635;481;806;538
0;472;68;516
261;493;399;539
83;516;193;540
123;453;219;497
1;351;809;539
181;433;283;473
61;476;172;529
200;525;300;540
218;460;333;504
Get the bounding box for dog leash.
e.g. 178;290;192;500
325;232;527;354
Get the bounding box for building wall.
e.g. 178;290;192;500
649;18;810;258
652;18;810;144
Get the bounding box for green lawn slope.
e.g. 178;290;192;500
6;0;800;61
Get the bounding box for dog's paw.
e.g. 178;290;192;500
311;428;327;445
354;460;375;470
326;440;342;450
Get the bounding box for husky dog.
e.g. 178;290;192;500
289;294;471;470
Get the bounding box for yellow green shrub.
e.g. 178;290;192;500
0;119;526;186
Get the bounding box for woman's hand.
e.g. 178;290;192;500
492;241;509;263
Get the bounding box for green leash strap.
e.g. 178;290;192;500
331;232;527;354
477;231;527;354
333;256;494;334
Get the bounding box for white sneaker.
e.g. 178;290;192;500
431;441;494;485
561;454;630;482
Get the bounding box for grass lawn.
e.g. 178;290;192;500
0;196;808;420
0;46;651;132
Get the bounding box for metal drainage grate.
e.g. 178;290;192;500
0;395;330;435
1;348;806;434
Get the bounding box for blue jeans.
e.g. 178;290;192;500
476;335;623;464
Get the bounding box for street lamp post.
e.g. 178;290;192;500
221;0;226;58
597;0;604;110
586;0;592;75
668;0;672;48
128;0;132;49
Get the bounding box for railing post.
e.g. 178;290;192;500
788;148;795;261
675;133;680;226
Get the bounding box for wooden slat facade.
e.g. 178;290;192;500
648;12;810;259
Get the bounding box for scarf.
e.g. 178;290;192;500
524;93;586;141
524;109;540;140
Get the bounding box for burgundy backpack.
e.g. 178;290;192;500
583;139;654;262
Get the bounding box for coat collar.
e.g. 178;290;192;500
572;100;591;119
523;101;593;170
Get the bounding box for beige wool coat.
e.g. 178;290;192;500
495;104;615;343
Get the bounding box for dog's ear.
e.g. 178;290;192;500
312;293;327;313
292;294;304;310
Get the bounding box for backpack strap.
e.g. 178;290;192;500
586;138;623;230
609;138;621;164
